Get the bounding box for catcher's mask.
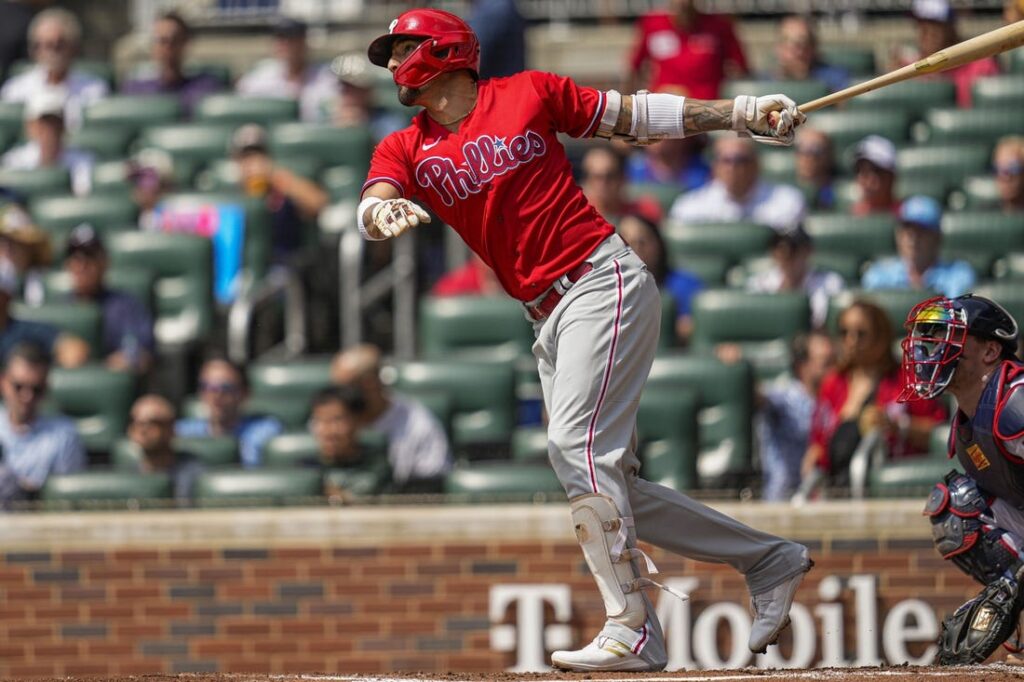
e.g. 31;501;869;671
899;296;969;402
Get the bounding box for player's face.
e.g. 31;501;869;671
389;38;427;105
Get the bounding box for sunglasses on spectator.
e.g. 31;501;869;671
996;162;1023;177
132;416;173;427
717;154;755;165
9;380;46;397
200;381;241;395
33;38;68;52
838;326;870;340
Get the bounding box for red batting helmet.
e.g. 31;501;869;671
367;9;480;89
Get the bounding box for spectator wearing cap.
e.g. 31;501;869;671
624;0;748;98
0;204;51;306
329;53;405;140
765;15;849;94
1;88;93;195
469;0;526;79
62;225;155;375
851;135;899;217
746;225;845;329
128;148;176;231
0;262;88;368
126;394;204;505
0;341;85;508
794;128;836;211
670;136;806;230
862;195;975;298
230;124;328;263
580;145;663;226
993;135;1024;214
625;137;711;193
176;356;283;469
0;8;109;130
235;17;334;123
120;11;224;119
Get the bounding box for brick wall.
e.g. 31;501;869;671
0;502;984;676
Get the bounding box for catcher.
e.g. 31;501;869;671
900;294;1024;664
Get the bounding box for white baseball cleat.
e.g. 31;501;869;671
551;635;656;672
748;547;813;654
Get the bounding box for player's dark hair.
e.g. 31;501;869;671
619;211;668;284
310;384;368;419
3;341;51;372
157;11;190;38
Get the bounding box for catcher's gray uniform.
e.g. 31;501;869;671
533;233;809;659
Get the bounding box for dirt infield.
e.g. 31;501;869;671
18;666;1024;682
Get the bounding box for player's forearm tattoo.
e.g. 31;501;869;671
683;99;734;133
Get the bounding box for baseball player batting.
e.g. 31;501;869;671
358;9;812;671
901;295;1024;664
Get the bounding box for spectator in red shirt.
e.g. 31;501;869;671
802;300;946;486
625;0;748;99
850;135;901;217
431;253;502;297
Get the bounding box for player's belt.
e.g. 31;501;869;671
525;261;594;321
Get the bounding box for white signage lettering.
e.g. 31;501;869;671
489;584;572;672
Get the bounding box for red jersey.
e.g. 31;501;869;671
362;70;614;302
628;11;748;99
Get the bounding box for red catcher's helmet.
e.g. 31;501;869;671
367;9;480;89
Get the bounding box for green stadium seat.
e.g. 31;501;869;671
29;194;137;239
869;457;960;498
269;124;373;173
833;179;949;211
418;295;534;359
41;471;172;506
758;148;796;184
897;144;991;187
922;108;1022;145
0;128;13;155
195;95;298;126
193;468;322;507
690;290;810;379
820;46;876;76
811;110;910;152
637;387;699;491
184;63;233;88
511;426;548;461
941;212;1024;275
83;95;181;136
13;302;101;355
173;435;239;467
0;101;23;140
42;266;155;313
200;156;322;193
811;252;862;283
826;289;937;338
957;175;1001;211
971;75;1024;108
804;213;896;261
626;182;682;215
658;290;676;349
46;365;135;455
662;221;773;269
646;354;754;488
324;462;391;496
444;461;564;498
847;80;956;119
261;431;319;466
996;253;1024;280
8;60;114;88
973;282;1024;332
0;167;70;200
674;254;730;286
67;127;135;160
107;231;213;347
138;123;236;165
1008;47;1024;74
721;79;829;105
393;358;516;453
246;357;333;429
321;165;362;202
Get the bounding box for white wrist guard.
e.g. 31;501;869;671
732;95;756;132
357;196;386;241
596;90;686;143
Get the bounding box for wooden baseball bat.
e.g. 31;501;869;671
800;19;1024;113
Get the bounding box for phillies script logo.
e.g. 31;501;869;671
415;131;547;206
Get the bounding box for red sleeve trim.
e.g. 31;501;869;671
360;176;407;199
581;90;607;139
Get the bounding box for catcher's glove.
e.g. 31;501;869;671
938;574;1024;665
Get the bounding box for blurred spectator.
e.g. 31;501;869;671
127;394;203;505
756;331;835;501
581;145;662;225
175;356;283;468
120;11;223;119
2;88;93;195
746;225;844;329
308;385;390;498
897;0;999;107
794;128;836;211
0;262;88;367
230;124;328;264
626;138;710;192
328;53;405;141
861;195;975;298
127;148;175;231
766;15;848;93
470;0;526;78
235;16;333;123
851;135;899;216
0;204;51;306
62;225;154;375
625;0;748;98
617;211;702;345
670;136;805;230
330;344;452;491
0;1;34;82
0;341;85;507
0;8;109;129
994;135;1024;213
432;253;503;296
802;300;945;487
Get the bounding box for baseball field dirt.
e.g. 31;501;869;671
14;666;1024;682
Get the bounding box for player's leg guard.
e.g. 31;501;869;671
924;472;1024;585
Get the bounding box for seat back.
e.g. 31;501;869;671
13;302;102;355
0;167;70;200
83;95;181;136
270;124;373;173
67;127;134;160
897;144;991;187
173;435;240;467
923;108;1022;144
971;75;1024;108
195;95;298;126
662;221;773;269
47;365;135;455
41;471;172;506
29;194;137;241
941;212;1024;275
721;79;829;104
810;110;910;152
138;123;236;165
418;295;533;358
194;468;323;506
804;213;896;262
444;462;564;498
847;80;956;118
637;387;699;490
247;357;333;429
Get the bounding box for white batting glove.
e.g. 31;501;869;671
732;94;806;146
371;198;431;238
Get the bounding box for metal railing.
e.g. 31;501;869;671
227;266;308;364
